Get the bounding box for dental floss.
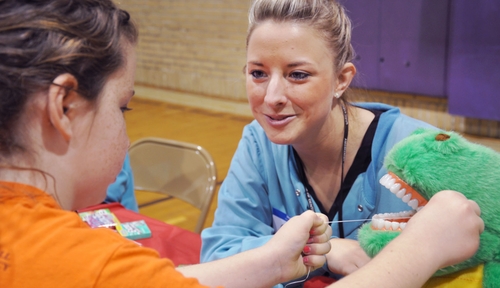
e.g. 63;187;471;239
284;266;311;288
327;216;411;224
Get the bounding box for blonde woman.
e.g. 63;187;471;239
201;0;483;286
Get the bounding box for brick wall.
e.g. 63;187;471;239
119;0;500;138
120;0;250;102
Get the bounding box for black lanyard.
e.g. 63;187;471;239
294;104;349;238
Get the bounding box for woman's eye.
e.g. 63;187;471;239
289;71;309;80
120;106;133;113
250;70;267;79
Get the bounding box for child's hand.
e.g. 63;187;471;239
403;190;484;269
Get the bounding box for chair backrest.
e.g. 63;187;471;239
128;137;217;234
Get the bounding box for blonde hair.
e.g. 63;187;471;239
247;0;354;73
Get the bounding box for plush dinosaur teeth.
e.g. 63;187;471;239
370;211;414;231
371;173;429;231
379;172;428;210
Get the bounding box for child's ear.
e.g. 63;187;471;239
47;73;79;142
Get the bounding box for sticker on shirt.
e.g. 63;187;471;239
272;208;290;233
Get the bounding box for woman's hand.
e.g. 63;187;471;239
325;238;370;275
264;210;332;283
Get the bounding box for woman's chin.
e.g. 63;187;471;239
266;133;295;145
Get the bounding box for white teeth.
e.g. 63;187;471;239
380;174;425;211
377;174;426;231
376;219;384;229
387;178;396;187
379;174;391;185
370;218;402;231
408;199;419;210
372;210;414;219
384;221;391;230
389;183;401;193
378;172;430;231
370;211;414;231
396;188;406;198
391;222;400;230
402;210;415;217
371;218;385;230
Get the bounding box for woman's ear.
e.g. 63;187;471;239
335;62;356;95
47;74;79;142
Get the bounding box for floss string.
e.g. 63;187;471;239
327;216;411;224
284;266;311;288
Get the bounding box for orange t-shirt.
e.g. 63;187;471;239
0;181;210;287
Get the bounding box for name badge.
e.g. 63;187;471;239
272;208;290;233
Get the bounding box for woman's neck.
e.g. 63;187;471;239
293;106;375;210
293;104;349;171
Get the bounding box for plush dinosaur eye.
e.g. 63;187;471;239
435;133;451;141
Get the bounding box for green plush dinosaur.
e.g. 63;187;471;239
358;128;500;287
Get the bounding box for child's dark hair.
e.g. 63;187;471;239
0;0;138;157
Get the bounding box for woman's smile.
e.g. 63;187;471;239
264;113;297;127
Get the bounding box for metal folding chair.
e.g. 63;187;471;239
129;137;217;234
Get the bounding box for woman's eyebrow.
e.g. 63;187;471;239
287;61;312;68
247;61;264;67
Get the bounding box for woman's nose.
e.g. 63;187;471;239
264;76;287;107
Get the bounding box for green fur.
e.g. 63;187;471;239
358;224;399;258
358;129;500;287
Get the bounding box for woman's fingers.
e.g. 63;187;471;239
302;240;331;256
301;213;332;269
302;254;327;270
308;212;331;239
